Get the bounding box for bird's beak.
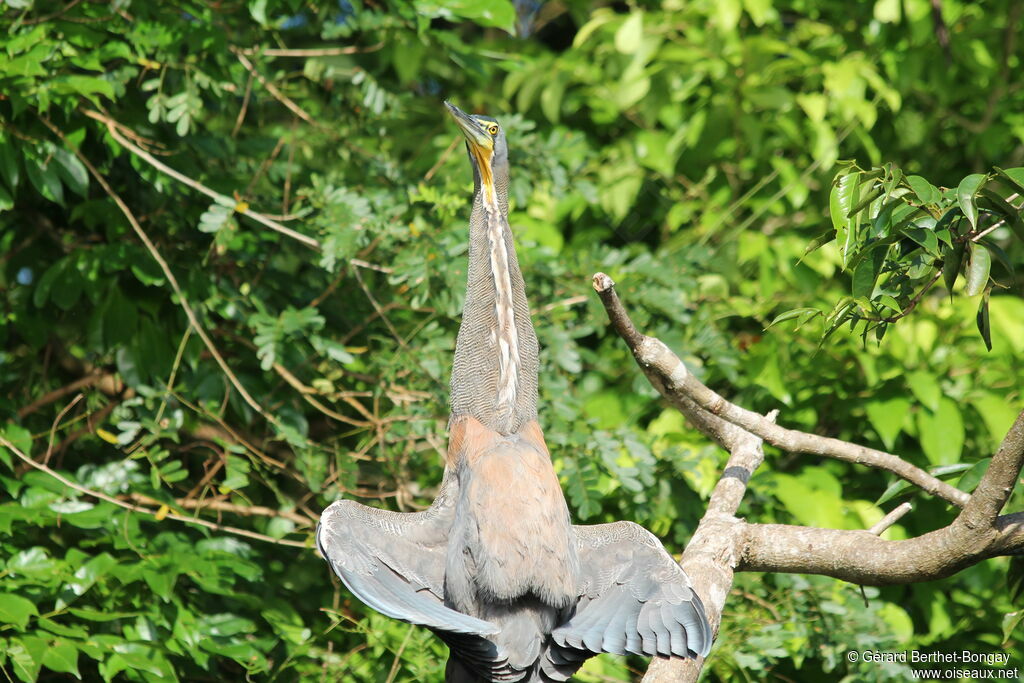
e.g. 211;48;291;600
445;101;495;200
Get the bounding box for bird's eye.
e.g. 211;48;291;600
487;124;499;136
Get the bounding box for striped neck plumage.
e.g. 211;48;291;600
477;182;520;429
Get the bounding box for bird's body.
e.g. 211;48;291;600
318;103;711;681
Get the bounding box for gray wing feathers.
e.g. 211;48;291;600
551;521;711;659
317;499;498;636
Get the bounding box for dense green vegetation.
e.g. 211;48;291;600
1;0;1022;680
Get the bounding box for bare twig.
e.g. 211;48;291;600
273;361;371;428
43;394;84;466
539;294;588;314
0;435;308;548
232;70;255;137
868;502;913;535
81;109;394;274
81;108;321;249
233;50;320;127
126;493;315;527
21;0;84;25
17;371;114;418
424;135;461;182
40;115;283;430
234;44;384;57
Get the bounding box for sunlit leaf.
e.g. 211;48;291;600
956;173;986;229
964;241;991;296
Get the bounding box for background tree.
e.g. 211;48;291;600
1;0;1023;681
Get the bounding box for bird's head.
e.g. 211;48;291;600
445;101;508;203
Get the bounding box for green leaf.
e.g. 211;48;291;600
51;75;115;103
67;608;139;622
8;635;47;683
980;238;1015;281
994;166;1024;195
6;547;58;579
41;640;80;679
875;479;909;506
51;148;88;197
917;398;965;465
830;172;861;267
414;0;516;33
615;12;644;54
799;231;834;261
906;371;940;411
906;175;941;205
978;186;1024;242
1009;557;1024;607
956;173;987;229
977;289;992;351
972;394;1020;448
0;594;39;630
56;553;116;609
0;135;20;191
25;155;64;205
1002;609;1024;644
851;246;885;298
0;424;32;469
904;226;938;255
964;241;991;296
865;396;910;450
942;240;965;294
766;307;819;329
956;458;990;494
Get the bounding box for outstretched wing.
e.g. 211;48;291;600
548;521;711;663
317;498;498;636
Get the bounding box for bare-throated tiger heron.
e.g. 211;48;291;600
317;102;711;681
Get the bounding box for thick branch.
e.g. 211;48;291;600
959;409;1024;529
739;512;1024;584
643;421;770;682
592;272;970;507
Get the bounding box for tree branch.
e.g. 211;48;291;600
40;115;285;431
591;272;970;507
642;414;773;682
594;273;1024;682
81;108;321;249
959;409;1024;529
0;436;308;549
738;512;1024;584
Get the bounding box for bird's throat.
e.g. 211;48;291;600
484;203;520;431
472;146;496;205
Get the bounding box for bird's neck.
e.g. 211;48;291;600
449;179;539;435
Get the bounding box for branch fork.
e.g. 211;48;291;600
591;272;1024;682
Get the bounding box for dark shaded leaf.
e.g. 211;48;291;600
942;240;965;294
977;289;992;351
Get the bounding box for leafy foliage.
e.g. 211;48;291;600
1;0;1023;681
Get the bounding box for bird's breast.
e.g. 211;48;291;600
445;417;580;614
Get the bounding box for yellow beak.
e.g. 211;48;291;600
445;101;495;201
